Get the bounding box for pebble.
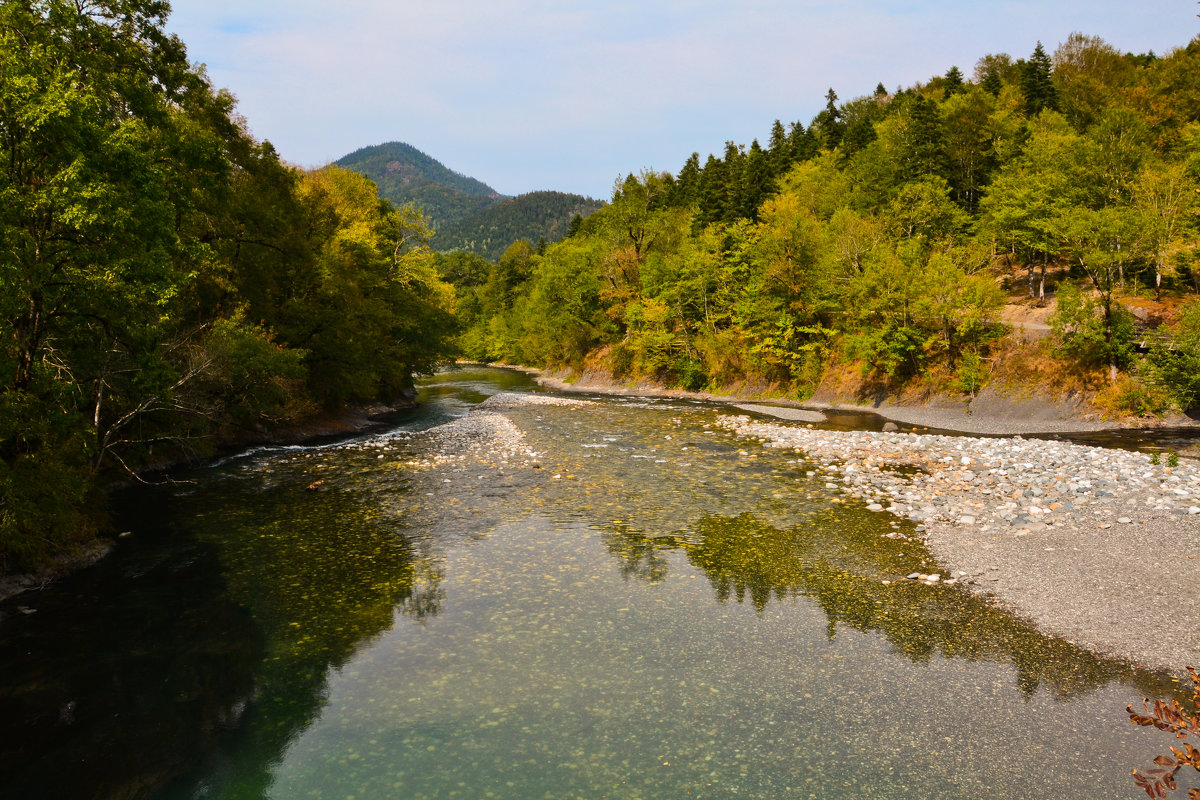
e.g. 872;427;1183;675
717;414;1200;536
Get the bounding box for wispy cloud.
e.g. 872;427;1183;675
167;0;1197;197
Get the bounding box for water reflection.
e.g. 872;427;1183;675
0;534;263;800
0;367;1194;800
157;451;443;798
600;509;1182;705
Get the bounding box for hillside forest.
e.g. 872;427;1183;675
336;142;602;260
445;36;1200;422
0;1;457;569
3;1;1200;574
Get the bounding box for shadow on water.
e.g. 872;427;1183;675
0;447;444;799
0;366;541;800
0;479;264;799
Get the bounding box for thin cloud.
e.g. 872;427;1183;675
167;1;1197;197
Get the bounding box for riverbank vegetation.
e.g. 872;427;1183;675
443;36;1200;419
0;1;456;569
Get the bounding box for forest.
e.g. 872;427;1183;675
445;36;1200;421
3;1;1200;574
0;1;457;569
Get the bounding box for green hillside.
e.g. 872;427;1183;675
337;142;603;260
335;142;503;225
433;191;603;260
446;35;1200;418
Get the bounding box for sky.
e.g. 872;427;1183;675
165;1;1199;200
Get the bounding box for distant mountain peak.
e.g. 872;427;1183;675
336;140;601;260
336;141;500;200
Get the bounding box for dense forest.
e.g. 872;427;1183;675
4;2;1200;575
433;191;603;261
336;141;502;227
338;142;602;260
0;1;457;570
447;36;1200;417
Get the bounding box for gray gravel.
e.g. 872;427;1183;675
719;414;1200;674
733;403;826;423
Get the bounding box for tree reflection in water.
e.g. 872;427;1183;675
601;507;1184;705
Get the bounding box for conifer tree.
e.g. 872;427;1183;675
981;66;1003;96
741;139;773;219
943;66;965;98
768;119;790;175
673;152;702;207
1020;42;1059;115
695;154;727;227
812;88;845;150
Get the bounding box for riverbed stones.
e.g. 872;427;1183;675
716;414;1200;535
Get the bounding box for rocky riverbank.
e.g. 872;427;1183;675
507;363;1191;435
717;414;1200;674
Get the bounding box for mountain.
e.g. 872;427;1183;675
335;142;502;227
433;191;604;261
335;141;602;260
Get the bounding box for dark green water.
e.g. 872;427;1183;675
0;367;1194;799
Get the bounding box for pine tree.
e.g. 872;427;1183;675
741;139;773;219
722;141;746;222
768;119;790;176
788;121;816;162
674;152;702;207
812;88;845;150
943;66;965;98
981;66;1003;96
695;154;727;227
1020;42;1059;115
875;82;889;97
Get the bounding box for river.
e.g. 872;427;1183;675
0;366;1194;799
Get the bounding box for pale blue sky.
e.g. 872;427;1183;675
166;1;1198;199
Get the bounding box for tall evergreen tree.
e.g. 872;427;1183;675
981;66;1003;96
1020;42;1059;115
695;154;727;228
812;88;845;150
788;121;816;162
768;119;790;175
741;139;773;219
673;152;702;207
722;141;747;222
943;66;965;98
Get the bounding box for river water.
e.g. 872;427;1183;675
0;366;1194;799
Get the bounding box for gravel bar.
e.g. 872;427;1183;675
718;414;1200;674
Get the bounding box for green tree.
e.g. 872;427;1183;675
812;88;845;150
943;66;966;98
1020;41;1059;116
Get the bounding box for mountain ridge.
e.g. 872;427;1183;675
336;140;602;260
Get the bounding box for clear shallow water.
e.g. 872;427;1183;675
0;367;1195;799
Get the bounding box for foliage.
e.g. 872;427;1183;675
1050;280;1136;373
0;2;456;570
1146;300;1200;411
433;191;603;260
335;141;500;226
1128;667;1200;799
442;32;1200;405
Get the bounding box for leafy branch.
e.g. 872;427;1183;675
1129;667;1200;798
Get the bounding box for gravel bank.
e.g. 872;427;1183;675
523;365;1153;435
718;414;1200;674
